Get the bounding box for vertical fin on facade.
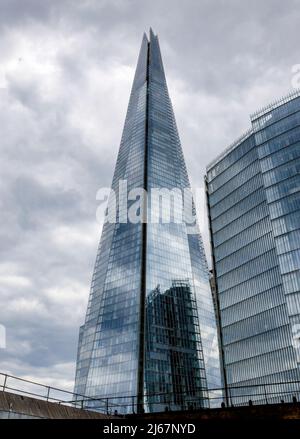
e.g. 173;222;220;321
149;28;166;82
131;33;149;91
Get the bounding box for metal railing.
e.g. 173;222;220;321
1;372;300;415
0;373;110;414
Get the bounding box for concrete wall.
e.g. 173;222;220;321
134;403;300;420
0;391;117;419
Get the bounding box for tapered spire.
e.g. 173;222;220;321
131;32;149;91
149;28;166;81
74;30;221;414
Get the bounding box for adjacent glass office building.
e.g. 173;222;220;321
74;30;221;413
206;90;300;405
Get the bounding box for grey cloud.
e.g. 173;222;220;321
12;176;82;225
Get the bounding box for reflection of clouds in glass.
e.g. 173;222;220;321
105;263;138;288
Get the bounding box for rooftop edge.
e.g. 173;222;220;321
206;128;253;171
250;88;300;121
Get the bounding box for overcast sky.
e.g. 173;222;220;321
0;0;299;393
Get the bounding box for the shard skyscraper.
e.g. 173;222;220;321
74;29;221;413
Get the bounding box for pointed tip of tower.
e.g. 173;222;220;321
142;32;149;43
149;27;156;39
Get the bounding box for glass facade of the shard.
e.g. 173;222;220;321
206;91;300;405
74;30;221;413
